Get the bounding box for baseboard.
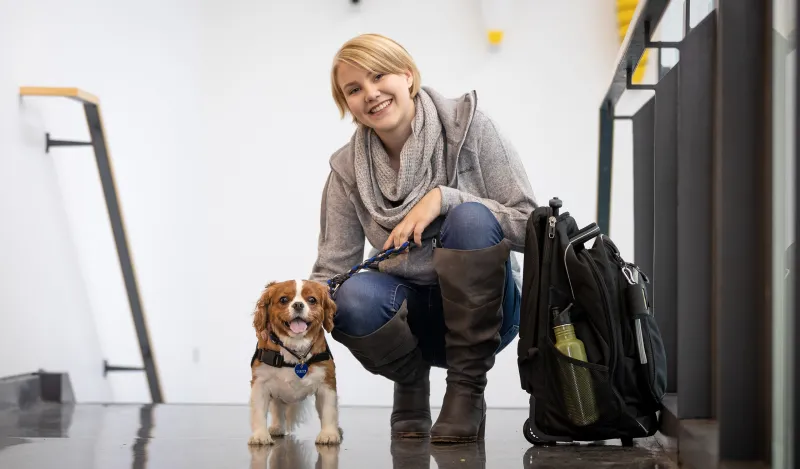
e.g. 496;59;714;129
0;371;74;409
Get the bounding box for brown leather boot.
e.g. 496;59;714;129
430;240;511;444
331;301;432;438
390;365;431;438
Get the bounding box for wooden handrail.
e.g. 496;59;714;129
19;86;163;403
19;86;100;105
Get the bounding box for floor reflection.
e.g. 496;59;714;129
247;437;489;469
132;404;154;469
521;442;674;469
248;437;340;469
0;403;675;469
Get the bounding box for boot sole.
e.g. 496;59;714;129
429;417;486;444
430;435;482;444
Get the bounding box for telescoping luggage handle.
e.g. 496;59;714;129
549;197;602;247
568;223;601;246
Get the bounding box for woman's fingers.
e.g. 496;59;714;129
413;224;424;247
394;225;408;249
383;220;417;250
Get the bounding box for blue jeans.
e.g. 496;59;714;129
332;202;521;368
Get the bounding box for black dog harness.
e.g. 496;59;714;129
250;333;332;368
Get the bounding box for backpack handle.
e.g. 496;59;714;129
568;222;602;247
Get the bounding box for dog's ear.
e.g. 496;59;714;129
253;281;277;337
322;289;337;333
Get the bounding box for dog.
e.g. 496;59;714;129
248;279;341;446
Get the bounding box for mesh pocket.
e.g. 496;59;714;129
555;356;600;426
540;338;623;439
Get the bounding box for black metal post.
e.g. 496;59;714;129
83;103;164;404
714;0;772;461
632;97;655;280
45;132;93;153
676;13;715;420
596;102;614;235
653;64;679;396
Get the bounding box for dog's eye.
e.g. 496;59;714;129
279;297;289;304
308;296;317;305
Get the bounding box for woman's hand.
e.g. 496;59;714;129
383;188;442;250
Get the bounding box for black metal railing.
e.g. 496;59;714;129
594;0;779;465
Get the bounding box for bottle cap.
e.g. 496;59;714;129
553;303;574;327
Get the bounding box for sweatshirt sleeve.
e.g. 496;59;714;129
437;116;537;251
309;171;366;285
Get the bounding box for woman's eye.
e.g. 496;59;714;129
279;297;289;304
374;74;384;81
308;297;317;304
348;87;360;95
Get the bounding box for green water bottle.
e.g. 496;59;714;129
553;307;599;426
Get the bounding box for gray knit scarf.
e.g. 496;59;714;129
354;89;447;229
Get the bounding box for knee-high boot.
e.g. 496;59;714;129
332;301;432;438
430;239;511;443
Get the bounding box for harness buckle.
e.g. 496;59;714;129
271;353;284;367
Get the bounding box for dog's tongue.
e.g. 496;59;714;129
289;319;308;334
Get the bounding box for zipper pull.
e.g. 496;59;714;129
548;216;556;239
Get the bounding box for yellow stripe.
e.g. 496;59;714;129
616;0;648;84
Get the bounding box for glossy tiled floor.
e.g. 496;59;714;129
0;403;676;468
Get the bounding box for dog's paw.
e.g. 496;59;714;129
315;427;342;445
268;424;286;437
248;429;274;446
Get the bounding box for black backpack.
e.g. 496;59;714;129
517;197;668;445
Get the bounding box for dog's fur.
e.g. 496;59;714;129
248;279;341;446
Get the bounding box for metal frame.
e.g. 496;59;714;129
600;0;779;464
596;0;671;235
18;87;164;404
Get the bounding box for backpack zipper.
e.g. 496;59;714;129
541;214;557;326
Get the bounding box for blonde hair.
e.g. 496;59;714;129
330;33;421;120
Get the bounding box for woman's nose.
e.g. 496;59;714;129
363;84;380;101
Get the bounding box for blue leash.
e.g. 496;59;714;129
327;241;413;298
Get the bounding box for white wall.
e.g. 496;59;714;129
2;0;621;407
0;2;114;403
2;0;208;402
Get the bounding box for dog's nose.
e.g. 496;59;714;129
292;301;304;311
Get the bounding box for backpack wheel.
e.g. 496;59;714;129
523;418;552;445
621;437;634;447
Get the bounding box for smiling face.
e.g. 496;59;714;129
329;33;422;128
336;61;415;134
253;280;335;342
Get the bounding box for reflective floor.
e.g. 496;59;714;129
0;403;676;468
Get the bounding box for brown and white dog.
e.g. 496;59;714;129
248;279;341;446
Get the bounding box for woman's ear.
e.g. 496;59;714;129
253;281;276;337
404;69;414;88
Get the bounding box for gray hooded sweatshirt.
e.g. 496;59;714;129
309;87;538;291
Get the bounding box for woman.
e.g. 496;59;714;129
309;33;537;444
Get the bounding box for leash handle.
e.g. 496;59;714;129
327;241;413;298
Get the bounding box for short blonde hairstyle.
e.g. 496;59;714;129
330;33;422;120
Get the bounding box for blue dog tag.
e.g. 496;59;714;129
294;363;308;379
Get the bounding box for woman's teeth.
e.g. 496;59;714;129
370;99;392;114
